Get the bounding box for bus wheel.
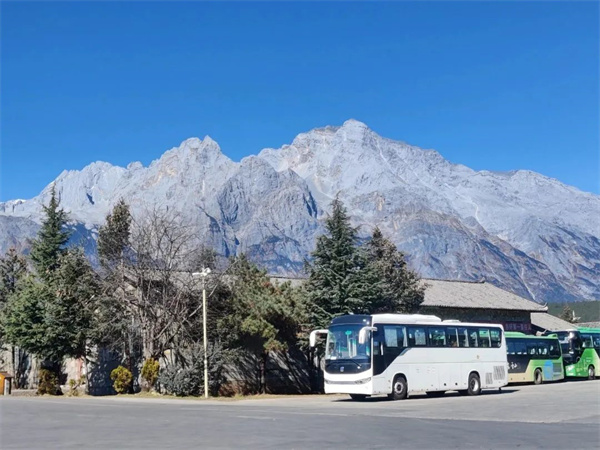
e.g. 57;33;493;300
350;394;367;401
467;373;481;396
389;375;408;400
588;366;595;380
534;369;543;385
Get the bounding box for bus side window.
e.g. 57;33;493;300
407;327;427;346
383;325;407;349
458;328;469;347
527;343;537;356
447;327;458;347
373;339;381;355
507;340;515;355
549;342;561;358
490;329;501;348
478;328;491;348
515;340;527;355
468;329;478;348
538;341;549;357
428;327;446;347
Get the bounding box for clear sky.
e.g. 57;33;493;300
1;1;598;201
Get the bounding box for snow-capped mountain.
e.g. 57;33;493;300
2;120;598;302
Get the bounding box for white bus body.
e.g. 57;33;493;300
311;313;508;399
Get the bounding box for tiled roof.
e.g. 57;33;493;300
531;312;575;331
578;321;600;329
420;279;547;312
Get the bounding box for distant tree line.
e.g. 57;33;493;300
0;189;424;396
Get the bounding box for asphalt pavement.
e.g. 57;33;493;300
1;380;599;449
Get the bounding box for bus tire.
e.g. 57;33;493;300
389;375;408;400
533;368;543;385
467;372;481;396
349;394;367;401
588;366;595;380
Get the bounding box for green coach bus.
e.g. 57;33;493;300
552;328;600;379
505;332;564;384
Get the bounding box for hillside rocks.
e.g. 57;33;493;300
1;120;598;302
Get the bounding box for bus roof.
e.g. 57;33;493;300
505;332;559;340
330;314;505;329
370;314;503;329
578;327;600;333
371;313;442;324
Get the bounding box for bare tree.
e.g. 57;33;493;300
123;207;206;360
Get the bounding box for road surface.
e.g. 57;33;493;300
1;380;599;449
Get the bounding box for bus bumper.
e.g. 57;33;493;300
324;377;372;395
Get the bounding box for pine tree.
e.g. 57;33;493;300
3;249;98;364
0;248;29;384
48;248;99;360
97;199;131;270
2;192;98;388
365;227;424;313
2;278;53;359
304;197;366;327
30;186;70;280
0;248;27;306
219;254;303;393
93;200;133;354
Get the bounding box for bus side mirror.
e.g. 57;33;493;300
309;329;328;347
358;327;377;345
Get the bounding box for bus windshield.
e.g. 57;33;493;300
325;324;370;361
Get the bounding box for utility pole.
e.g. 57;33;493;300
193;268;211;398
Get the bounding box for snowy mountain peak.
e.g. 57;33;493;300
0;119;598;302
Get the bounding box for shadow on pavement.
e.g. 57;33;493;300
333;387;520;402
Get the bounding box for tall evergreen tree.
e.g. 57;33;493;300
219;254;303;393
2;278;52;359
0;248;27;306
365;227;424;313
30;186;70;280
3;250;98;365
94;200;136;369
97;199;132;270
304;197;367;327
48;248;99;360
0;248;29;384
2;192;98;388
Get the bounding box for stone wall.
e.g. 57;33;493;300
0;347;37;389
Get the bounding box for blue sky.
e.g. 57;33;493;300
1;1;598;201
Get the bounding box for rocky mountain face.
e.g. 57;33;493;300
1;120;598;303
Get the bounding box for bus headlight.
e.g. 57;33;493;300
355;377;371;385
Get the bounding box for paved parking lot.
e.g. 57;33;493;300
1;380;599;449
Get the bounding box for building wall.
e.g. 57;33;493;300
419;307;532;332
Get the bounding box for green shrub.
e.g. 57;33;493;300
110;366;133;394
38;369;60;395
158;365;202;397
157;344;230;397
68;379;79;396
141;358;160;391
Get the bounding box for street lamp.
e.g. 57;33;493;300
192;267;211;398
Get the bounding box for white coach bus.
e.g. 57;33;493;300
310;313;508;400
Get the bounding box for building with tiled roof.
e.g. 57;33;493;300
530;312;575;334
418;279;547;333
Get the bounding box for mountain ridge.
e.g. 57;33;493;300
1;119;598;302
